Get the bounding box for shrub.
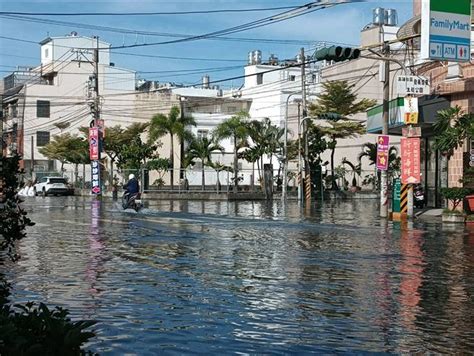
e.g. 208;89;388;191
440;187;471;211
0;302;96;355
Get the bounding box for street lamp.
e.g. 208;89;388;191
282;93;301;202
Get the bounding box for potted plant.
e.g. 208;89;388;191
440;187;471;223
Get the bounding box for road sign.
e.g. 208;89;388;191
421;0;472;62
401;137;421;184
404;97;419;125
396;76;430;96
376;135;389;171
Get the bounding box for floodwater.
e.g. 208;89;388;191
3;196;474;354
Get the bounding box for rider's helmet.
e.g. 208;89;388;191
129;174;135;180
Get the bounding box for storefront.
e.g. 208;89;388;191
366;94;451;208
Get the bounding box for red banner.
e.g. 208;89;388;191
89;127;99;161
376;135;389;171
401;137;420;184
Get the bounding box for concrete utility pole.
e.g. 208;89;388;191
380;41;390;218
282;92;298;202
300;47;311;205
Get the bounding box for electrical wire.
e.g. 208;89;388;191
0;5;301;16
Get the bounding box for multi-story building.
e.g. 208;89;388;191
2;32;137;177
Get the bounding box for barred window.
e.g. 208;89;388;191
197;130;208;139
37;100;50;118
36;131;50;147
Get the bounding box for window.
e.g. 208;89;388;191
197;130;209;140
256;73;263;85
289;75;296;81
44;48;49;58
37;100;50;118
227;106;237;113
36;131;50;147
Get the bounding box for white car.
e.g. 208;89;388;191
34;176;70;196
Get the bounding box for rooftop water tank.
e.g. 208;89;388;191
385;9;398;26
373;7;384;26
202;75;210;89
253;50;262;65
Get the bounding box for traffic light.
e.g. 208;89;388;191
318;113;344;121
313;46;361;62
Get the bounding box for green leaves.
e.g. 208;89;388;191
309;80;376;117
433;106;473;158
38;133;89;166
0;155;35;261
441;187;472;211
0;302;96;355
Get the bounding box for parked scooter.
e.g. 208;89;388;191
413;184;425;208
122;191;142;212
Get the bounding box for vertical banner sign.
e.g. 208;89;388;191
421;0;472;62
89;127;99;160
401;137;421;184
376;135;390;171
404;97;419;124
392;178;402;213
91;160;101;195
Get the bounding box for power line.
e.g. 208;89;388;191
0;5;301;16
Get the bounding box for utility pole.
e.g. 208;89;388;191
300;47;310;205
380;41;390;218
90;36;102;197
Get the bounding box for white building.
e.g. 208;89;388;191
2;32;138;178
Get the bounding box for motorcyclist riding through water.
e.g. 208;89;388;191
122;174;142;211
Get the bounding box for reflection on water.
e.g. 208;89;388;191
4;197;474;354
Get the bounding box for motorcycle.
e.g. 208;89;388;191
122;191;142;212
413;184;425;208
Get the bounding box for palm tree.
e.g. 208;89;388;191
148;106;196;189
186;136;223;190
239;146;261;191
213;111;250;191
309;80;376;190
321;122;366;189
358;142;399;189
209;161;233;193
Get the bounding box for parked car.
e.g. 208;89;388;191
34;176;70;196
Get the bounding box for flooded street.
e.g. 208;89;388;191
4;196;474;354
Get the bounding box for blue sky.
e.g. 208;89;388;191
0;0;413;88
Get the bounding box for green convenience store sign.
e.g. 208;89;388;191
421;0;472;62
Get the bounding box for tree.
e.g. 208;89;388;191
38;133;84;172
186;136;223;190
358;142;400;189
145;157;171;188
118;136;157;176
148;106;196;189
209;161;233;193
239;146;261;190
80;123;150;184
213;111;250;191
309;80;376;190
433;106;474;158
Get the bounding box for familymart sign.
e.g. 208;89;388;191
421;0;472;62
